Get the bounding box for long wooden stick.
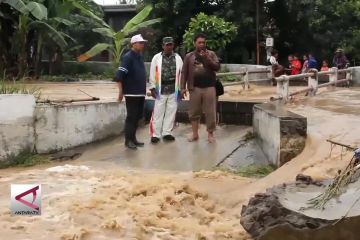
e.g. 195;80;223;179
37;97;100;104
326;139;356;151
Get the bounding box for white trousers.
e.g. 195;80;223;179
150;93;177;138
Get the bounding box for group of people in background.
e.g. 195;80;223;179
269;48;349;77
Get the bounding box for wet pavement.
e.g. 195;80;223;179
74;124;258;172
297;88;360;115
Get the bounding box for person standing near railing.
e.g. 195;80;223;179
333;48;349;69
308;53;318;70
290;55;302;75
320;60;330;71
302;55;309;73
269;49;285;84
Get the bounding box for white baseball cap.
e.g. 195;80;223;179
130;34;148;44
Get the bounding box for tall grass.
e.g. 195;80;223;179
0;79;41;100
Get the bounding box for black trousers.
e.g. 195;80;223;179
125;96;145;143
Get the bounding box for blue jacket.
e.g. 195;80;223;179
114;50;146;95
308;57;318;69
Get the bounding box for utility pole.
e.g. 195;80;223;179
256;0;260;65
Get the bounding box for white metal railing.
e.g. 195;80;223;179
272;67;352;102
216;67;272;90
216;66;357;102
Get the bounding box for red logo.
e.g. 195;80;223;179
15;185;40;211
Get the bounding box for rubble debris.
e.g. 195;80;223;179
50;150;82;161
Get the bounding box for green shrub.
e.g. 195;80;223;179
0;151;49;169
234;165;275;178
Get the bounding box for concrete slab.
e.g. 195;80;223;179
75;124;254;171
220;139;269;169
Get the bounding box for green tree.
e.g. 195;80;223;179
0;0;105;78
183;13;237;51
218;0;260;63
138;0;228;55
78;5;161;68
3;0;57;77
37;0;105;75
266;0;360;65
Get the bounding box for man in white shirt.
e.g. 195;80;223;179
149;37;183;144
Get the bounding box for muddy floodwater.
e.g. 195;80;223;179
1;85;360;239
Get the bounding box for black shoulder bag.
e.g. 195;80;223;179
215;79;224;96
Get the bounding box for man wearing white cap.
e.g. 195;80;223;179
114;34;148;150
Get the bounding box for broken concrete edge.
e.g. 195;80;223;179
240;176;327;239
253;102;307;167
241;175;360;240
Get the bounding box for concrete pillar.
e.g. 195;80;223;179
350;67;360;86
266;66;273;83
329;67;338;83
276;75;289;102
346;68;352;87
244;69;250;90
308;69;318;96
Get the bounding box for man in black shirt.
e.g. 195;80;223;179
114;34;147;150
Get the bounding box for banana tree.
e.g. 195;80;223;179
33;0;105;75
78;5;161;68
2;0;68;77
2;0;105;77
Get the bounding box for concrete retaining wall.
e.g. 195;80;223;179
253;103;307;167
0;95;36;160
0;94;126;161
144;99;259;126
35;102;126;153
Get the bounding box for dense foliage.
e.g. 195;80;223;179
141;0;360;65
1;0;359;79
183;13;237;51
